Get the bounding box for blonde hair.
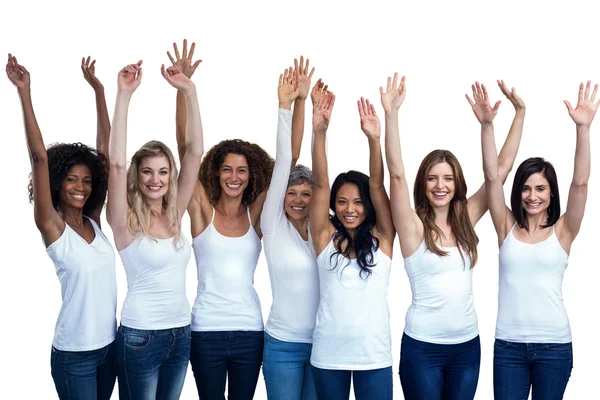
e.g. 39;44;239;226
126;140;181;247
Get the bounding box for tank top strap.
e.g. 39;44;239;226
246;206;252;224
210;206;216;224
508;222;518;236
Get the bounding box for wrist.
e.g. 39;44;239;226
514;108;526;117
576;123;591;130
181;86;197;97
94;85;105;95
279;101;293;110
296;96;307;102
17;86;31;97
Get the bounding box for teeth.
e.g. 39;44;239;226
72;194;84;199
148;186;162;191
292;207;304;210
227;183;241;188
344;216;357;221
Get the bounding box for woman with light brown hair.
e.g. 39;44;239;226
383;74;525;399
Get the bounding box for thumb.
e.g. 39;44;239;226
493;100;501;112
564;100;573;113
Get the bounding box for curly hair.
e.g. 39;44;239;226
329;170;380;279
28;142;108;216
199;139;274;205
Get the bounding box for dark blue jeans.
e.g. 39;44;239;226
311;365;393;400
493;339;573;400
190;330;264;400
51;341;116;400
399;333;481;400
115;325;190;400
262;332;316;400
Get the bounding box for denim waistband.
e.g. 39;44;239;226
119;324;190;336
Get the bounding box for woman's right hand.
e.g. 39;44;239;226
278;67;300;109
380;72;406;113
466;81;501;125
167;39;202;79
117;61;143;94
6;54;30;91
312;91;335;135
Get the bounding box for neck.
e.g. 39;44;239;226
145;198;164;214
288;215;309;239
217;195;245;217
59;206;85;227
525;210;549;232
433;205;450;228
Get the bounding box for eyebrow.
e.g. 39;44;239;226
67;174;92;179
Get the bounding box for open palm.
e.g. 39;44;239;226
358;97;380;139
313;92;335;135
380;72;406;112
466;82;500;124
565;81;600;127
167;39;202;79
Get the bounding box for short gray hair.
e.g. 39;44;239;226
287;164;313;187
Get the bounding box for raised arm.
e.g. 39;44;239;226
261;67;300;235
467;82;510;245
309;92;336;255
559;81;597;245
161;65;204;220
107;61;142;249
81;56;110;224
7;54;63;245
467;80;525;224
381;73;422;258
358;97;395;251
291;56;314;167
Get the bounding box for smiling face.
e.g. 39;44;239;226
219;153;250;199
334;183;366;232
284;183;312;222
425;161;456;208
138;155;170;201
59;164;92;209
521;172;551;216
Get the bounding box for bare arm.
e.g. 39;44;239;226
291;56;315;167
82;56;110;224
7;54;63;246
107;61;142;250
357;97;395;252
381;73;423;258
309;92;336;255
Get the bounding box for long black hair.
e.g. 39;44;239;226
329;170;379;279
510;157;560;231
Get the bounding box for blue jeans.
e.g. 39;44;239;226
262;332;317;400
51;341;116;400
493;339;573;400
399;333;481;400
115;325;190;400
311;365;393;400
190;330;264;400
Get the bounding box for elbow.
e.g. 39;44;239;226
30;153;48;165
110;159;127;172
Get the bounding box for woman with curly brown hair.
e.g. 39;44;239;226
168;40;274;399
7;53;117;400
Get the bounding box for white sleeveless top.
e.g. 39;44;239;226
404;241;478;344
46;218;117;351
262;108;319;343
191;207;263;331
496;224;571;343
119;234;191;330
310;237;392;370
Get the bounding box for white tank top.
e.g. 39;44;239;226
496;224;571;343
46;218;117;351
119;234;191;330
310;237;392;370
191;207;263;331
403;241;479;344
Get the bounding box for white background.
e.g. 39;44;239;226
1;1;598;398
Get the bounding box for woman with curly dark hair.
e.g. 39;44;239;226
309;90;396;399
168;40;273;399
7;53;117;400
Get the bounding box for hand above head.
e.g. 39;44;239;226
380;72;406;113
81;56;104;91
278;67;300;109
465;81;501;125
358;97;381;139
497;80;525;113
117;61;143;95
167;39;202;79
161;64;195;93
294;55;315;101
312;91;335;135
6;54;30;90
311;78;329;108
564;80;600;127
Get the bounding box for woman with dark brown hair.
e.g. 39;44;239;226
383;74;525;399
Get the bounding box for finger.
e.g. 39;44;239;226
475;82;482;101
283;68;289;83
294;58;299;74
366;98;373;115
357;99;364;116
137;60;143;67
173;43;181;60
323;84;328;93
482;83;489;101
89;59;96;71
279;73;283;87
465;94;475;106
81;57;85;70
189;42;196;60
380;86;384;96
584;80;591;100
387;76;391;92
492;100;501;112
182;39;188;59
392;72;399;90
361;97;368;115
564;100;573;113
370;103;377;116
300;55;305;75
308;67;315;80
471;84;477;101
592;83;598;103
192;60;202;72
578;82;584;102
400;76;406;92
136;66;143;81
167;51;176;65
305;58;311;76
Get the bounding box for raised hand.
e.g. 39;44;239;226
564;81;600;127
497;80;525;113
167;39;202;79
313;91;335;135
294;55;315;101
81;56;103;91
466;82;501;125
6;54;30;90
380;72;406;113
311;78;329;107
358;97;381;139
278;67;300;108
161;64;195;93
117;61;143;94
